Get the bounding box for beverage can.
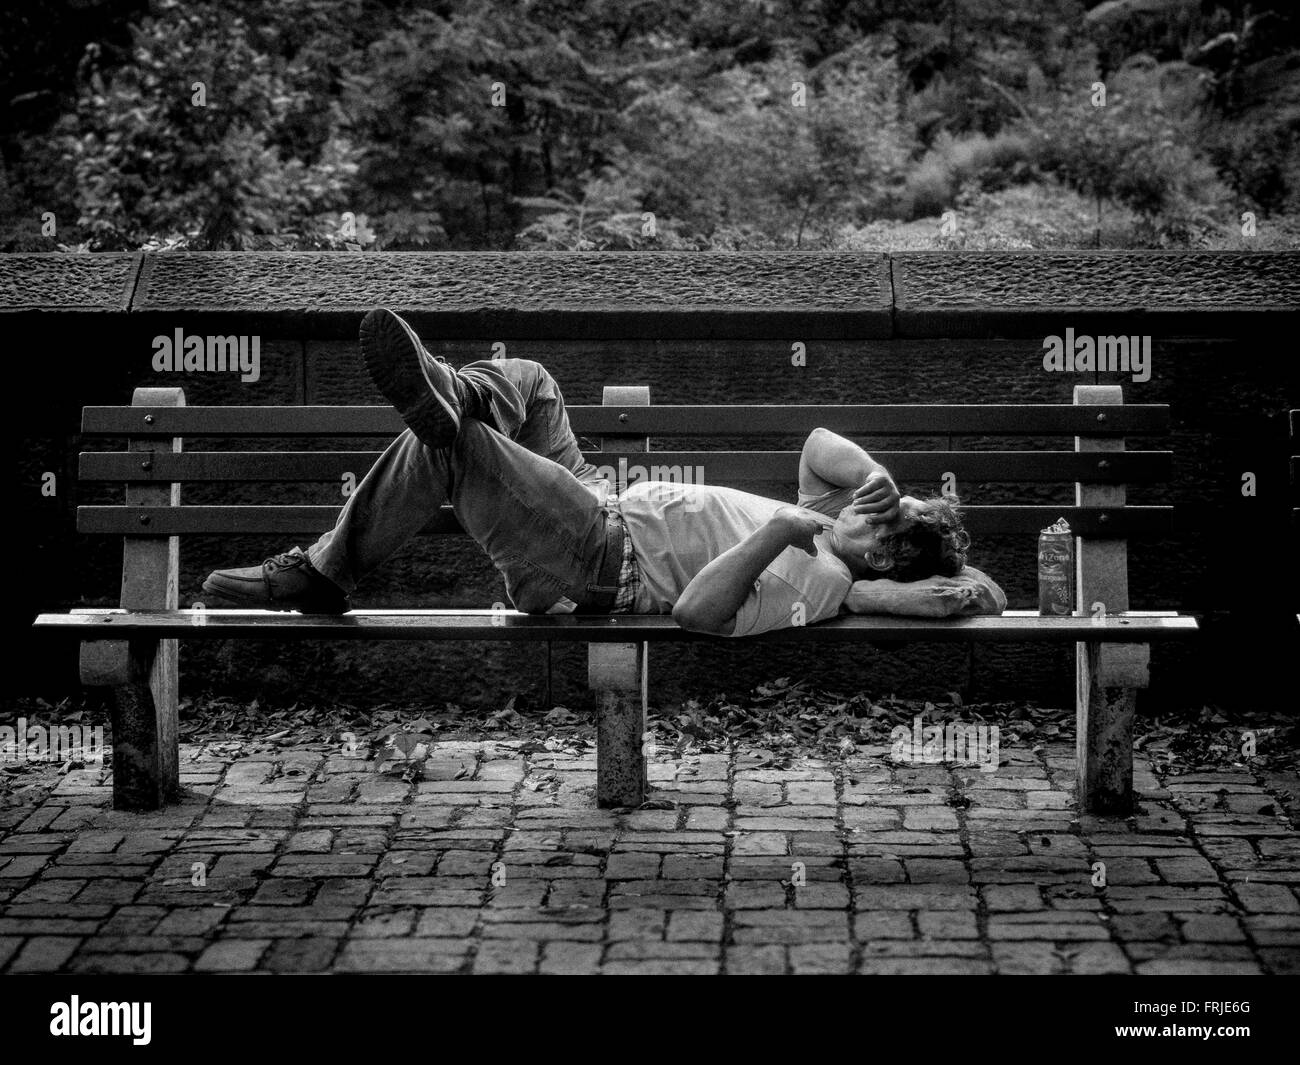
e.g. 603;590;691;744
1037;518;1074;616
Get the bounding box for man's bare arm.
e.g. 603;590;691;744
843;565;1007;619
673;508;821;635
799;428;900;523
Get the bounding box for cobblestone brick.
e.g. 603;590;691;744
337;939;466;973
858;957;992;974
666;911;724;941
9;936;80;971
725;944;786;974
263;937;340;972
918;910;979;939
602;958;717;975
981;885;1044;911
992;941;1129;974
540;941;602;974
69;951;189;973
853;912;914;939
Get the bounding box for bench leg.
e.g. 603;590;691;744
95;385;185;810
109;638;180;811
589;642;647;807
1076;641;1148;816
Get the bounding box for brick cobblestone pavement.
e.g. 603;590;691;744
1;740;1297;974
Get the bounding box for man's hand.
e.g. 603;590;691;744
852;470;901;524
769;506;823;556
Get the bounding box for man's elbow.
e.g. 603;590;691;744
672;602;733;635
804;426;836;451
974;576;1007;615
953;567;1006;616
671;600;706;631
967;586;1005;616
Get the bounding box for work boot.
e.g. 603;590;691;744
360;307;473;449
202;548;351;614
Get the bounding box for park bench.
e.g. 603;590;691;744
35;380;1198;815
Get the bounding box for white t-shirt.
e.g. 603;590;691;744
616;481;853;637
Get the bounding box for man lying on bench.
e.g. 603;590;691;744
204;309;1006;636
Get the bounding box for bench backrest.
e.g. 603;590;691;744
78;391;1172;539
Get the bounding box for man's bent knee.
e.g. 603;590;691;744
507;583;567;615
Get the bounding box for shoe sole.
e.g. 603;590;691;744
360;308;460;448
201;576;350;615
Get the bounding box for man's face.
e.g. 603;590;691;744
832;495;922;568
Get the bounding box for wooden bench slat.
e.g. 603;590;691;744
574;405;1171;436
37;609;1198;643
79;449;1173;485
82;404;1171;436
76;504;1174;537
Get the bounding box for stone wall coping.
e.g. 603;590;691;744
2;250;1296;338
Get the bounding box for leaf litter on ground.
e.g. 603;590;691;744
2;682;1295;802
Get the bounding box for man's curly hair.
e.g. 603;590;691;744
865;494;971;581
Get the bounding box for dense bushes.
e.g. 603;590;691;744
0;0;1296;251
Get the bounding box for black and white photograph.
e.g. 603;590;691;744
2;0;1298;1040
